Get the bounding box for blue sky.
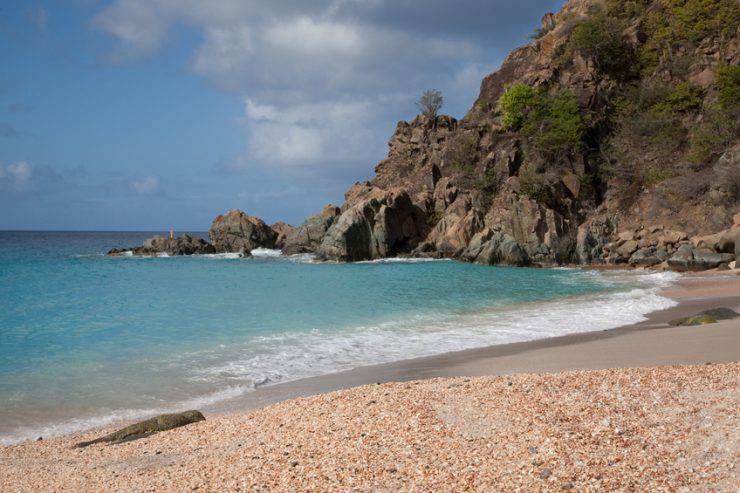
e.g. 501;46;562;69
0;0;564;231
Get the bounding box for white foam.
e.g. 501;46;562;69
0;386;249;446
251;248;283;258
190;270;678;392
2;269;679;445
286;253;318;263
355;256;451;264
199;252;243;259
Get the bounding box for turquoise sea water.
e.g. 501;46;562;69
0;231;678;444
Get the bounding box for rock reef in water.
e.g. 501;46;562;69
209;209;278;254
107;234;215;256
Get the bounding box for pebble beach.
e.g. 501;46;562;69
2;363;737;491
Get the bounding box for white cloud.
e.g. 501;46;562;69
232;98;378;172
130;175;159;194
265;17;362;57
0;160;33;190
93;0;520;178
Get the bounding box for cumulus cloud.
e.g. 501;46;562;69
130;175;159;194
94;0;560;178
244;98;376;167
0;161;33;190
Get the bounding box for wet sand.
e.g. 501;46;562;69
216;271;740;412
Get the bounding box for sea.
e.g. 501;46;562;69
0;231;679;444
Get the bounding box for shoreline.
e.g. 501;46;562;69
2;268;739;445
2;270;738;490
209;269;740;414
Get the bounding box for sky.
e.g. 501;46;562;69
0;0;564;231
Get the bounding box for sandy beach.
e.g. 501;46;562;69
1;271;739;491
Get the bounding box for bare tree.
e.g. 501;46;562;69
417;89;443;119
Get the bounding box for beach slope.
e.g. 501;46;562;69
1;361;738;491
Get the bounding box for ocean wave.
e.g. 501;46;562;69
1;268;679;445
355;256;452;264
199;252;243;259
188;270;677;392
251;248;283;258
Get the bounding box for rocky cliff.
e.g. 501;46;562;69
284;0;740;269
107;0;739;267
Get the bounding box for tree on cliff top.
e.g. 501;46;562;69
417;90;443;119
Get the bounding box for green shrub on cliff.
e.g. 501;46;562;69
687;68;739;166
653;82;703;113
715;64;740;110
637;0;740;73
500;85;586;159
570;13;631;76
521;90;586;159
500;84;537;131
518;168;548;202
688;109;735;166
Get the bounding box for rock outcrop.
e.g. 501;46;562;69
271;221;295;250
282;205;340;254
302;0;739;269
119;1;735;270
209;210;277;253
107;234;215;256
317;189;425;261
76;410;205;447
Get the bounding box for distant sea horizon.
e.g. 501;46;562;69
0;231;678;444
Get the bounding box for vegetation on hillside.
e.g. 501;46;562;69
500;84;586;160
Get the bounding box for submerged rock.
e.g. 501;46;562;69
209;209;277;253
75;410;205;447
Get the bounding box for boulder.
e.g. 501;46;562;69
463;229;529;266
667;244;695;271
691;231;724;251
668;244;734;271
659;230;688;246
271;222;295;250
692;248;735;270
629;247;662;267
318;189;421;261
209;210;277;253
616;240;639;259
76;410;205;447
283;205;340;254
576;216;616;264
718;228;740;257
668;308;738;327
